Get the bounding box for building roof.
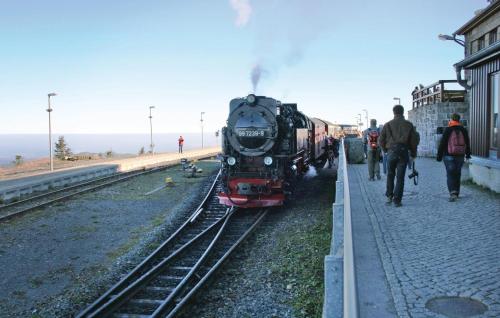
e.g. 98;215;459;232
454;0;500;35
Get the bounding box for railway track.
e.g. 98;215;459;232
77;171;268;318
0;166;168;222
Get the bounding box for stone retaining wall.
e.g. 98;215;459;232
408;101;469;157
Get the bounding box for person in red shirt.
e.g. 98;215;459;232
178;136;184;153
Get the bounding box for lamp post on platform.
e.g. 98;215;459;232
438;34;465;47
47;93;57;171
200;112;205;149
393;97;401;105
362;109;369;128
149;106;155;155
357;113;363;130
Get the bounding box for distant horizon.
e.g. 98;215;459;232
0;131;220;135
0;133;220;164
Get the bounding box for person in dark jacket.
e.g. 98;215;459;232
379;105;419;207
436;113;471;201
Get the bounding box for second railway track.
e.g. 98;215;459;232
0;165;171;222
77;171;268;318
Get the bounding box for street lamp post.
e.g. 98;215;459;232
200;112;205;149
393;97;401;105
438;34;465;47
47;93;57;171
149;106;155;155
362;108;369;128
215;130;220;147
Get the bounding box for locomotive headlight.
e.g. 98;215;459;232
264;156;273;166
291;164;297;171
227;156;236;166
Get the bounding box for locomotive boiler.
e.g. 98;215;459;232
218;94;331;208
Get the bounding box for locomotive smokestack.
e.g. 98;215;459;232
251;64;262;93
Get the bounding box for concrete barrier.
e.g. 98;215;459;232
0;166;118;203
323;139;358;318
113;147;220;172
0;147;220;204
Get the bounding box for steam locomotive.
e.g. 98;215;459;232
218;94;336;208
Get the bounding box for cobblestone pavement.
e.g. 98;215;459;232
350;158;500;318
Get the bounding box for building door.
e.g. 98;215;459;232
491;72;500;158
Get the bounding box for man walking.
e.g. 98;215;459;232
363;119;382;180
178;135;184;153
436;113;471;201
379;105;419;207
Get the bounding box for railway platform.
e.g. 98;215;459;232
0;147;220;203
349;158;499;317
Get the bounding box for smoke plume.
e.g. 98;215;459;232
229;0;252;27
251;64;262;93
305;166;318;179
246;0;333;92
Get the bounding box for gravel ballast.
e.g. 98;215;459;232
0;160;220;317
181;166;336;318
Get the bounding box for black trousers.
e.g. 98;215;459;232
443;155;464;195
386;146;409;202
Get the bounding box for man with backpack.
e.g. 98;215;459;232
363;119;382;180
379;105;419;207
436;113;471;202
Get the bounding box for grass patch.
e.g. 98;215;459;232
151;214;165;227
11;290;26;298
271;205;333;317
106;235;141;260
29;277;44;288
71;225;98;234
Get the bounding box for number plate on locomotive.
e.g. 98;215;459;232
237;129;266;137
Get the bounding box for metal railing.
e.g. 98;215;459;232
323;138;358;318
411;80;466;109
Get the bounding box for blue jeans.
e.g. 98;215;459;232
443;155;464;195
386;145;409;202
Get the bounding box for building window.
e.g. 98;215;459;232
489;28;498;45
491;72;500;150
478;36;485;50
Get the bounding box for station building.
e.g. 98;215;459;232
453;0;500;192
408;80;468;157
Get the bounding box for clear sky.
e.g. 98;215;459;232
0;0;485;134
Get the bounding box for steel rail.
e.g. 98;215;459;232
77;171;225;317
87;208;232;317
79;206;267;317
165;208;268;318
0;169;144;210
149;208;236;317
0;165;171;223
